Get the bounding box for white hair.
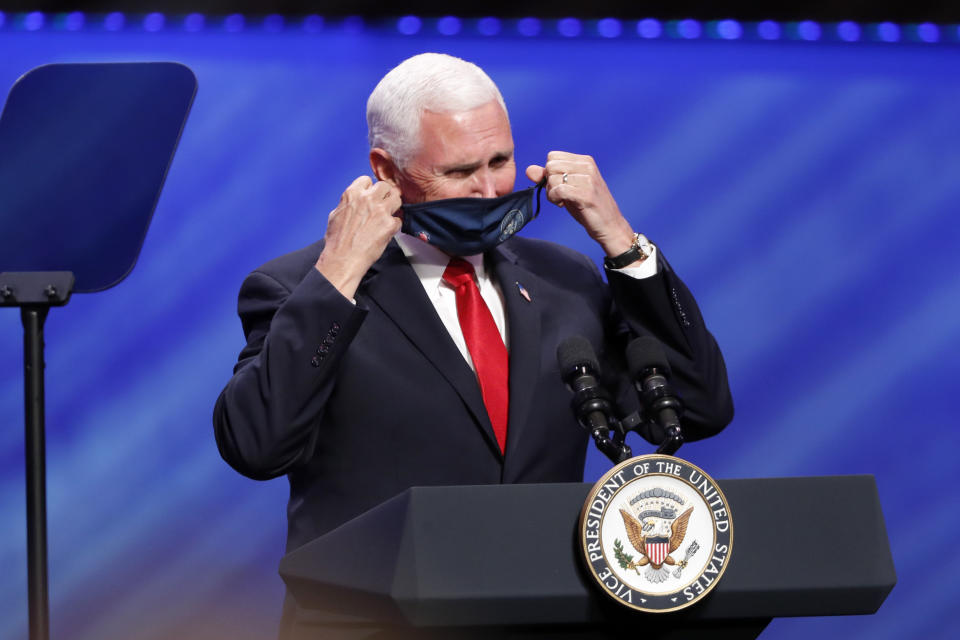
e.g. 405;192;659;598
366;53;508;168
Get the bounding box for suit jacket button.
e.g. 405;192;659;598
671;287;692;327
310;356;320;367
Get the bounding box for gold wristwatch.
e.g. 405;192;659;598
603;233;653;269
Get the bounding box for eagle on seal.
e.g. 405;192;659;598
618;506;693;570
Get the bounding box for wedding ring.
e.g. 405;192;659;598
562;172;569;184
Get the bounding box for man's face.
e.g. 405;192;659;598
398;100;516;204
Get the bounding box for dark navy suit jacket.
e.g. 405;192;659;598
213;236;732;553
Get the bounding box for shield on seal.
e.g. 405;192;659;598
646;537;670;566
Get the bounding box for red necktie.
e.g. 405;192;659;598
442;258;509;453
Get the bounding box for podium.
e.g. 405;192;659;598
279;476;895;639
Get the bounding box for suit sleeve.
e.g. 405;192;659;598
606;252;734;444
213;267;367;480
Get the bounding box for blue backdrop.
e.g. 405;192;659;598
1;17;958;640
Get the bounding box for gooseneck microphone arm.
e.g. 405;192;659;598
557;336;632;465
626;337;685;456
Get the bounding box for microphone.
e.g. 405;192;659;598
557;336;631;464
626;336;684;456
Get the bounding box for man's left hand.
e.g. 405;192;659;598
526;151;636;258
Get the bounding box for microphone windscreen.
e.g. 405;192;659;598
626;336;671;378
557;336;600;375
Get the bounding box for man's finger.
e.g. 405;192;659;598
349;175;374;190
525;164;545;184
549;172;580;189
384;192;403;216
370;179;396;199
544;182;571;209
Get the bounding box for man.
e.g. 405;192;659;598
214;52;732;633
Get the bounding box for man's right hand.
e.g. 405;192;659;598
314;176;402;299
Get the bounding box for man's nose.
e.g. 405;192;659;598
473;169;498;198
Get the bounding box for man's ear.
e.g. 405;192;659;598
370;148;400;185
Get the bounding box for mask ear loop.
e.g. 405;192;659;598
533;178;547;217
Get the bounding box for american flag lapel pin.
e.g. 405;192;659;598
515;281;531;303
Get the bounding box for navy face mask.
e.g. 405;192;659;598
400;180;545;256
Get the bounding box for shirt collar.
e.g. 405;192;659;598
394;232;487;282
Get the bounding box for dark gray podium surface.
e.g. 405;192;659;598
279;476;895;638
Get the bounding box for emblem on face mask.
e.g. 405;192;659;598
498;209;525;242
580;454;733;613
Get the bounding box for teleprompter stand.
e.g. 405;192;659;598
280;477;896;639
0;272;73;640
0;63;196;640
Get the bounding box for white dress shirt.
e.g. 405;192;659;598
393;233;659;373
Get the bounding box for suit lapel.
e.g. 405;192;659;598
490;244;543;462
360;241;501;454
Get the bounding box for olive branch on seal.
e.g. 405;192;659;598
613;538;640;574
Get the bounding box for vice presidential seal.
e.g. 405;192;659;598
498;209;525;242
579;454;733;613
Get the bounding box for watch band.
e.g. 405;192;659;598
603;233;652;270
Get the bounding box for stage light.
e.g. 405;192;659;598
2;8;950;47
263;14;284;32
597;18;622;38
677;19;702;39
757;20;781;40
64;11;85;31
637;18;662;39
877;22;900;42
183;13;204;32
143;13;164;32
477;17;501;36
224;14;244;32
836;21;861;42
716;19;743;40
437;16;461;36
915;23;939;43
303;15;323;33
25;11;45;31
397;15;421;35
104;12;125;31
517;17;541;37
342;16;364;34
557;17;581;37
799;20;822;41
